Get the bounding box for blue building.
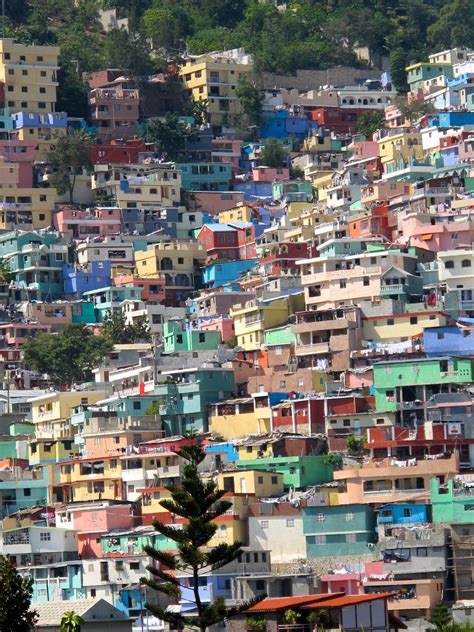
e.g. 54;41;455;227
234;181;274;201
205;441;239;463
260;109;318;141
428;111;474;128
63;261;112;298
424;325;474;357
377;504;430;526
202;259;256;288
13;111;68;131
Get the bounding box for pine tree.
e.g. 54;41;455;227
141;436;263;632
0;555;38;631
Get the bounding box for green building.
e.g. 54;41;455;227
163;319;221;353
264;325;297;347
236;456;333;490
373;357;474;412
430;479;474;524
303;504;376;558
100;528;176;556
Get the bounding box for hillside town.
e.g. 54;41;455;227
2;20;474;632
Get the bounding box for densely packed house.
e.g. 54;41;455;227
2;36;474;630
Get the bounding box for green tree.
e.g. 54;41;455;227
102;310;151;345
0;259;13;284
57;64;90;119
143;7;190;52
357;111;385;138
428;0;474;50
47;132;93;206
141;437;263;632
260;139;285;168
429;602;453;630
146;113;199;160
23;325;112;388
60;611;84;632
389;47;409;94
236;77;264;130
346;436;365;456
0;555;38;631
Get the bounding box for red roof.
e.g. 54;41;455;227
248;594;340;612
300;593;396;608
248;592;396;612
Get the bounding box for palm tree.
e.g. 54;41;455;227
60;611;84;632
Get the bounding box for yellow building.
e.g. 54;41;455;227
218;205;253;224
0;39;59;113
59;456;123;502
139;486;173;524
363;310;450;343
208;495;253;547
135;241;205;277
179;49;254;126
230;295;304;351
29;390;107;440
209;397;271;440
29;438;80;466
312;172;336;204
217;469;284;498
377;131;425;171
0;187;56;230
15;117;67;162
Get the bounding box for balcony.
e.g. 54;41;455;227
156;464;184;479
295;342;330;356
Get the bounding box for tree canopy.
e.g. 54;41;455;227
23;325;112;388
102;310;152;345
0;555;38;632
47;132;93;206
8;0;474;77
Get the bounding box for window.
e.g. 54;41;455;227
22;69;28;76
39;87;46;94
445;260;455;269
410;317;418;325
257;476;263;484
40;532;51;541
345;512;354;521
275;345;283;356
260;520;269;529
316;514;325;522
23;488;31;497
462;259;472;268
271;476;278;484
286;519;295;528
314;535;326;545
133;401;141;410
363;276;369;286
346;533;357;543
340;280;347;289
387;318;394;326
21;86;28;93
129;562;140;570
38;102;46;109
416;547;428;557
403;508;412;517
255;579;265;590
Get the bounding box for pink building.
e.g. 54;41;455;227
89;87;140;141
200;315;234;342
0;139;35;187
400;211;474;251
211;138;242;170
252;166;290;182
348;136;380;160
113;274;166;302
71;504;134;559
53;207;122;240
190;190;244;214
0;323;51;347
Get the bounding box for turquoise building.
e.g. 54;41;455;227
303;504;376;558
153;367;235;435
83;285;143;322
178;162;232;191
100;527;176;556
27;561;85;602
0;230;68;300
163;319;221;353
